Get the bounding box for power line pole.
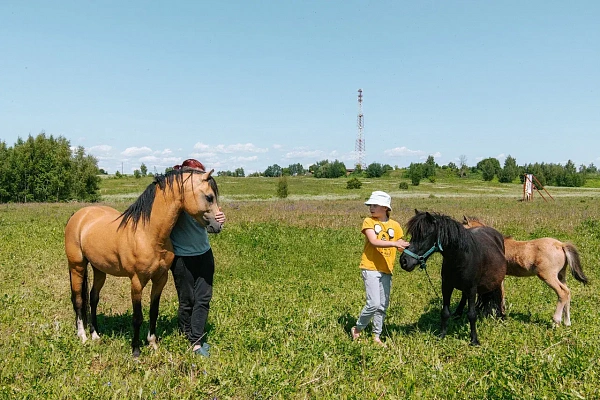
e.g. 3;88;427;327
355;89;365;170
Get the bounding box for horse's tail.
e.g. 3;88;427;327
564;243;588;285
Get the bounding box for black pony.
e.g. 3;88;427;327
399;210;507;345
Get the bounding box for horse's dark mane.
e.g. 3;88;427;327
118;169;218;231
406;211;474;252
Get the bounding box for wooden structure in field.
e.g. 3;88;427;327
523;173;554;202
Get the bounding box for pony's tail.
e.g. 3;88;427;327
564;243;588;285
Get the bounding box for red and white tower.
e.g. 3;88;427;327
355;89;365;169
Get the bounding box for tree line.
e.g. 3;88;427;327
0;133;100;203
257;155;592;188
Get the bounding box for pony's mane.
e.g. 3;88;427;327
118;169;218;231
407;211;473;252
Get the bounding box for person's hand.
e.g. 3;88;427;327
215;207;226;224
397;239;410;250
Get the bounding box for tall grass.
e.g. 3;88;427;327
1;177;599;398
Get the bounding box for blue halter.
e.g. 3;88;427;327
402;239;444;269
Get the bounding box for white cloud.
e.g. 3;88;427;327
272;144;283;149
284;150;326;159
193;142;268;154
155;148;173;155
88;145;112;153
231;156;258;162
384;146;426;157
121;146;153;157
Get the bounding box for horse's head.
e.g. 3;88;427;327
182;169;223;233
399;209;441;272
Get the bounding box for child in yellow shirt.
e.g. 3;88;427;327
351;191;409;345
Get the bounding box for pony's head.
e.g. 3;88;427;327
180;169;222;233
400;210;440;272
400;209;470;272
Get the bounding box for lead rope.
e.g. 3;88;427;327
422;265;442;304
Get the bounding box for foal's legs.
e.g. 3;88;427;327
558;267;571;326
538;269;571;326
69;262;89;343
89;266;107;340
147;270;169;350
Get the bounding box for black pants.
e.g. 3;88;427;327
170;249;215;346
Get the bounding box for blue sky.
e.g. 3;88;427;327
1;1;598;174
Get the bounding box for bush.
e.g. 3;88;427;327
346;177;362;189
276;176;288;198
399;182;409;190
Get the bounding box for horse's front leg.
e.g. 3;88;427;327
89;266;106;341
467;288;480;346
130;277;145;358
439;283;454;339
147;270;169;350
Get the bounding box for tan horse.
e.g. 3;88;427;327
462;216;588;326
65;168;222;357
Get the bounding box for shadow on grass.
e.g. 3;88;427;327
93;312;214;345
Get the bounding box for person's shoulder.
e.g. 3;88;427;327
389;218;402;227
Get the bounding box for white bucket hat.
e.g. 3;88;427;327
364;191;392;211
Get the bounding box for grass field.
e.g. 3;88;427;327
1;175;600;399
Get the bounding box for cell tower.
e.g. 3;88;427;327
355;89;366;169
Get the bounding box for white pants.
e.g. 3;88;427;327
356;269;392;336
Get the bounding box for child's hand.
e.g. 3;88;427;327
396;240;410;250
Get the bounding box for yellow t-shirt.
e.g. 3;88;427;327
359;217;404;274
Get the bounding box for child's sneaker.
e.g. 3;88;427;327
194;342;210;357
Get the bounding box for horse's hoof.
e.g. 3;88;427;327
469;340;480;346
91;332;101;341
132;348;141;358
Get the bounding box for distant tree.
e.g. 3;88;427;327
406;163;424;186
447;161;457;170
70;146;101;201
477;158;501;181
134;169;141;179
235;167;245;177
423;155;437;180
351;163;364;176
264;164;283;177
458;155;469;178
346;177;362;189
276;175;288;198
287;163;305;176
140;163;147;177
498;155;519;183
365;162;384;178
0;133;99;202
309;159;346;178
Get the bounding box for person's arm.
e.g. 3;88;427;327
363;229;407;249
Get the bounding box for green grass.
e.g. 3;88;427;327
1;176;600;398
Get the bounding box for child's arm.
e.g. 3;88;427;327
363;229;407;249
